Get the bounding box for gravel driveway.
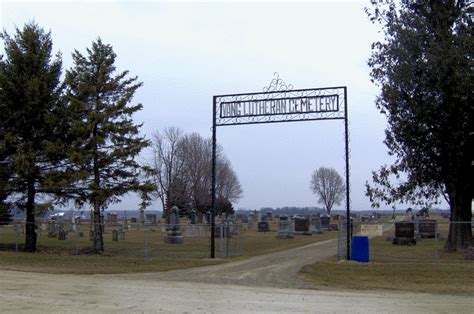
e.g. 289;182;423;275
1;238;473;312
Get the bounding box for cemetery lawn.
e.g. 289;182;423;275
301;221;474;295
0;251;224;274
300;259;474;295
0;222;337;274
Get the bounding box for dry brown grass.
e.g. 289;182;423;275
0;220;337;274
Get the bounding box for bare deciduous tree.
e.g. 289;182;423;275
178;132;212;211
148;128;242;219
149;127;188;219
310;167;345;215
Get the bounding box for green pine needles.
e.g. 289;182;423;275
0;23;150;253
65;39;150;252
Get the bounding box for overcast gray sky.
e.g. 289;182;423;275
1;0;406;212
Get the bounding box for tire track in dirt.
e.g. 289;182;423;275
123;238;338;289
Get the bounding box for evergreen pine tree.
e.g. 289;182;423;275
65;39;150;252
0;23;64;251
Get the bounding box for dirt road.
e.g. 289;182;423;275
125;238;338;289
1;239;473;312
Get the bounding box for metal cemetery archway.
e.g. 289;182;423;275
211;74;351;259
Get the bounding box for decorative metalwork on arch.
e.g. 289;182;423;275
263;72;293;92
210;74;351;261
215;86;346;126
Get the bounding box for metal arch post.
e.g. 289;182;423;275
211;96;217;258
344;87;351;260
211;84;349;259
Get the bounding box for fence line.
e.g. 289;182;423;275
337;220;473;262
0;220;243;258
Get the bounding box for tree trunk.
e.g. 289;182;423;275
92;200;103;253
92;123;104;253
24;177;37;252
445;183;472;251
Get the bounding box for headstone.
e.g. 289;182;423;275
14;223;23;238
112;229;119;241
226;215;237;236
202;213;207;224
360;224;383;237
320;215;331;230
417;219;437;238
257;213;262;223
57;227;68;240
69;222;77;232
146;214;157;225
257;221;269;232
123;211;129;229
184;224;206;238
266;211;273;220
329;223;339;231
47;221;57;238
294;217;311;235
131;217;138;224
139;209;145;226
309;218;323;235
119;228;125;240
110;212;118;223
277;215;294;239
393;222;416;245
165;206;183;244
106;212;118;223
190;209;197;224
247;219;254;230
248;213;255;222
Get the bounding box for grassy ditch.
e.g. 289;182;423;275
300;258;474;295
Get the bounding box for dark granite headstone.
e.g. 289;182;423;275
294;218;310;235
329;223;339;231
320;216;331;230
57;228;67;240
393;222;416;245
418;219;437;238
258;221;270;232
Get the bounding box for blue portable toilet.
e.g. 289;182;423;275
351;236;369;262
